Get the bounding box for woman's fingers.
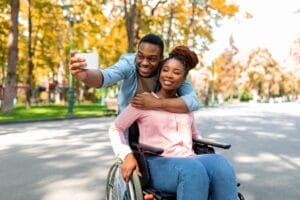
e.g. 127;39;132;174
121;168;133;182
121;153;140;182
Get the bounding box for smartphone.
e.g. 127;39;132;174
75;52;99;70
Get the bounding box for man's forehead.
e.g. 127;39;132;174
138;43;161;56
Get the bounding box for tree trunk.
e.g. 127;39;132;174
124;0;138;52
1;0;19;113
186;0;196;47
165;0;175;52
25;0;33;108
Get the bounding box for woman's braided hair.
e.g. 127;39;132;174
167;45;199;72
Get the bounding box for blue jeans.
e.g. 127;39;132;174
145;154;238;200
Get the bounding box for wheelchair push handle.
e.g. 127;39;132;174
192;137;231;149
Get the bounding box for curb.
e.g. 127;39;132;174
0;113;117;125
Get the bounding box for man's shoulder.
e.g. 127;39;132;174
112;53;135;72
119;53;136;63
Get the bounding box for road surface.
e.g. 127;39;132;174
0;103;299;200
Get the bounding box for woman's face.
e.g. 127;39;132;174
159;58;186;92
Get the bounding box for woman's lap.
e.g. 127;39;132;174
145;154;237;200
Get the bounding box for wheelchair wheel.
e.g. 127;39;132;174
126;171;143;200
106;163;119;200
106;162;143;200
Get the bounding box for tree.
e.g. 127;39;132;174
25;0;33;108
243;48;283;101
212;35;239;100
124;0;138;52
1;0;19;113
107;0;238;53
1;0;239;106
0;3;10;84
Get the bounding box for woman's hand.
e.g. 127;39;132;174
121;153;141;182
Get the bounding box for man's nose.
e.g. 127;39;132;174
141;58;150;65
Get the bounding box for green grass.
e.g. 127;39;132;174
0;104;116;123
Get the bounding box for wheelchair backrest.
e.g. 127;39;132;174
128;121;140;150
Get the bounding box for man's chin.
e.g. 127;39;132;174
140;74;155;78
138;71;155;78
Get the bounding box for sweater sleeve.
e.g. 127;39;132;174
108;104;142;160
101;53;135;87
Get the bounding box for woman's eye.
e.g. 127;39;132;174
161;66;167;71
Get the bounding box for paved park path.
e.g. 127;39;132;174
0;103;299;200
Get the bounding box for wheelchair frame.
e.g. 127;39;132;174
106;123;245;200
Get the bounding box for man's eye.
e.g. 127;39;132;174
149;58;158;62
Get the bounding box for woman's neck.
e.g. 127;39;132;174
156;89;177;98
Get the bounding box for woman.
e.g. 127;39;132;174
109;45;238;200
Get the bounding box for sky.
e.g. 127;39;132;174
204;0;300;64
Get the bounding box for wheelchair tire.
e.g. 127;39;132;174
126;171;143;200
106;162;143;200
106;163;119;200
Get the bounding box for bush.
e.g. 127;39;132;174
240;91;253;102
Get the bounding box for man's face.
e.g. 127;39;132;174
136;42;162;78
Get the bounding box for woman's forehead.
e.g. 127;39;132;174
163;59;185;70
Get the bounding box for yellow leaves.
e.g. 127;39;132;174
208;0;239;16
214;55;226;69
196;27;209;38
198;10;207;18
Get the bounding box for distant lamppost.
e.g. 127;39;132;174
60;1;81;116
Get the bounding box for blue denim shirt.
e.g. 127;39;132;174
101;53;201;113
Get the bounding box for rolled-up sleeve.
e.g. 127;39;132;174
108;105;141;160
101;54;135;87
109;124;132;160
178;79;201;112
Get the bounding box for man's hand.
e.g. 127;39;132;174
121;153;141;182
131;92;161;110
69;51;88;81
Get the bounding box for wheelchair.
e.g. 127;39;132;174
106;122;245;200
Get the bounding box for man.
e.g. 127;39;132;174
69;33;200;113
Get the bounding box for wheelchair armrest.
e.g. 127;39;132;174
192;137;231;149
131;142;164;155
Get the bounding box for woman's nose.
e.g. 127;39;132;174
165;71;173;78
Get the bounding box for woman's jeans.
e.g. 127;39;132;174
145;154;238;200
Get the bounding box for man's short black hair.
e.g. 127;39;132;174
138;33;164;57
